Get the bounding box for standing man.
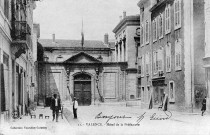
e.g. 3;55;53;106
51;94;61;122
201;96;207;116
73;97;78;119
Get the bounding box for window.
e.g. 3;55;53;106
145;52;150;75
174;0;181;29
141;55;145;77
152;18;157;42
140;7;144;24
158;14;163;39
4;0;9;19
145;21;149;44
169;81;175;102
141;87;145;102
166;42;171;72
158;47;164;71
137;78;141;99
130;95;135;99
153;51;158;74
138;57;142;74
147;86;150;102
137;78;141;98
165;4;171;34
140;25;144;46
175;39;181;70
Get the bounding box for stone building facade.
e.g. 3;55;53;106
0;0;38;126
38;34;128;106
137;0;206;112
203;0;210;113
113;13;140;102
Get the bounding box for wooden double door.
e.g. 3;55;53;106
74;80;91;106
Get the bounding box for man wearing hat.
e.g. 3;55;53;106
51;94;61;122
73;97;78;119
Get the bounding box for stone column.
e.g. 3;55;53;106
118;42;120;62
115;45;118;62
121;40;125;62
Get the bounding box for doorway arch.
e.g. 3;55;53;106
74;73;91;106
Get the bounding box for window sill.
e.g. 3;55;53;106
166;70;171;73
153;39;157;43
165;30;171;35
104;97;116;99
174;25;181;31
175;68;182;72
169;100;175;103
153;72;158;76
159;35;163;40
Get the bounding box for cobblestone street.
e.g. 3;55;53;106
63;101;210;135
1;102;210;135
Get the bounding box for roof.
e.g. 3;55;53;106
150;0;172;12
112;15;140;33
38;39;108;48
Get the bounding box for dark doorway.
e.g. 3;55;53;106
74;73;91;106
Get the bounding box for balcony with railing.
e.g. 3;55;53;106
12;21;32;58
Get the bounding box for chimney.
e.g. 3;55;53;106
104;33;109;46
52;33;55;42
123;11;126;19
119;16;122;21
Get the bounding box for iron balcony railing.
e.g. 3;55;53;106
13;21;32;47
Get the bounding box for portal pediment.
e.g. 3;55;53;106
64;52;101;63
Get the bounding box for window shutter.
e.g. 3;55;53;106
174;1;177;27
165;7;167;33
178;0;181;27
168;5;171;32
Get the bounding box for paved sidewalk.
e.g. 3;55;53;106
1;106;75;135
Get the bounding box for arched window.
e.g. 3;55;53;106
74;73;91;81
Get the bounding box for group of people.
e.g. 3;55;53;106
50;93;207;122
50;94;78;122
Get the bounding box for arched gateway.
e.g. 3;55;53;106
74;73;91;106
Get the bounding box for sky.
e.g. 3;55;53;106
34;0;140;41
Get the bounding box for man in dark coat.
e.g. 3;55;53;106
51;94;61;122
201;96;207;116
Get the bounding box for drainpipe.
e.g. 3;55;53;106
190;0;194;113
